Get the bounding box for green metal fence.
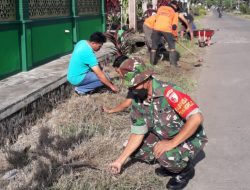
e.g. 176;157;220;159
0;0;106;80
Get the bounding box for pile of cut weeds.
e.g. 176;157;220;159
0;43;205;190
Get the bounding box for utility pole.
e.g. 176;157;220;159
152;0;157;9
121;0;123;27
128;0;137;30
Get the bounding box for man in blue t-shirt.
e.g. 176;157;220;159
67;32;118;95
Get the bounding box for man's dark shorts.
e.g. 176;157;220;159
151;30;175;50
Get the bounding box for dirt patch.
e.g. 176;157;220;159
0;43;206;190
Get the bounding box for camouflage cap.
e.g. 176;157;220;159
120;57;154;88
119;57;145;75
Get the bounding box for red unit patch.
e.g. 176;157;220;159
164;86;199;119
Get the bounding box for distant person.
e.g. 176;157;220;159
143;3;157;19
180;11;196;42
67;32;118;95
217;7;222;18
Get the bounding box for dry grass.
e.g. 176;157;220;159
0;42;204;190
229;12;250;19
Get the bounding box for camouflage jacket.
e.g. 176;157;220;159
130;78;204;140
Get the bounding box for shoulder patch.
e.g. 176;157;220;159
164;86;199;119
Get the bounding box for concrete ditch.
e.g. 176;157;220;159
0;82;73;146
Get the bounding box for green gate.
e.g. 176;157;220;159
0;0;106;80
0;0;21;79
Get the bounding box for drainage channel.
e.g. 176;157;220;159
0;82;73;147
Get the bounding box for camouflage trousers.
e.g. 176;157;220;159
133;127;208;173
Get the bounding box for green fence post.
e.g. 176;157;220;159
101;0;106;32
19;0;28;71
72;0;78;44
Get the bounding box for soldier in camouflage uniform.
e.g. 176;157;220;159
110;60;208;190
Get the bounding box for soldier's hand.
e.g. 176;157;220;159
153;140;176;159
109;161;122;175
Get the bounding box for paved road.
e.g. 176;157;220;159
188;12;250;189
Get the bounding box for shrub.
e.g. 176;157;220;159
199;8;207;15
240;3;250;14
192;6;207;16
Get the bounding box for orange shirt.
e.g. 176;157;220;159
144;14;156;29
154;6;178;35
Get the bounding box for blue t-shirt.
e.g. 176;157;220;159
67;40;98;85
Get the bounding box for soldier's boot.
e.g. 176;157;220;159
155;166;175;177
150;50;157;65
166;163;195;190
169;51;180;67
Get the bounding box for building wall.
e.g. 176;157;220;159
77;16;103;40
26;20;74;68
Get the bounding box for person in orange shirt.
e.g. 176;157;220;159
143;14;156;51
150;0;189;67
143;14;166;61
